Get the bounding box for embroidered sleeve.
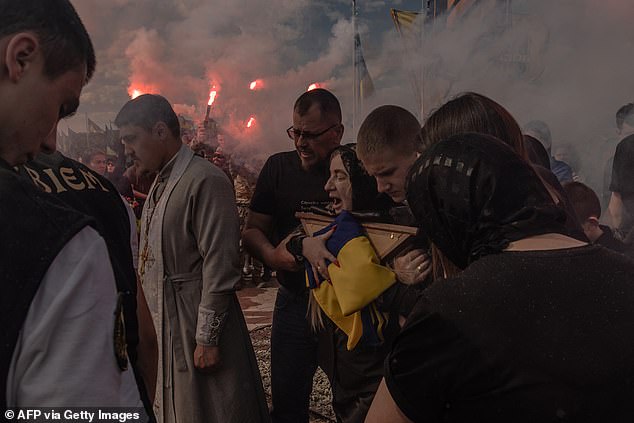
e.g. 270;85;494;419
196;308;228;346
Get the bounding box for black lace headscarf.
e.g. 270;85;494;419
406;133;568;269
332;144;392;215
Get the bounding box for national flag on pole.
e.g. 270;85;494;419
354;33;375;100
390;9;422;38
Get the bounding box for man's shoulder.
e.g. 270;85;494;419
179;155;233;190
615;134;634;155
1;166;64;214
0;166;93;258
187;155;229;178
268;150;298;160
31;152;119;191
263;150;300;169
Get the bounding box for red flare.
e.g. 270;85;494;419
128;83;157;99
250;79;264;91
208;90;217;106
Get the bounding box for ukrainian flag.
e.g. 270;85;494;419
306;211;396;350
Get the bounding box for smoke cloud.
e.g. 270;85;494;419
409;0;634;194
67;0;633;197
67;0;414;159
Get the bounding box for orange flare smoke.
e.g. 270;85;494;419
127;83;157;99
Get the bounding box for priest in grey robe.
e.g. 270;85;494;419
115;94;269;423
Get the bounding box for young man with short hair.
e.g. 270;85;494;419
356;105;429;291
0;0;143;410
84;148;108;175
356;105;421;205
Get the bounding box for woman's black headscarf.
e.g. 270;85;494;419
406;133;567;269
333;144;392;215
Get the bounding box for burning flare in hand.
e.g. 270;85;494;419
208;90;217;106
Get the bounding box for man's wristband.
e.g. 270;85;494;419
286;235;307;264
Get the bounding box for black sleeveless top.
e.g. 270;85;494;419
0;160;92;409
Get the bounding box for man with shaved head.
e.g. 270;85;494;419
357;105;430;292
356;105;421;205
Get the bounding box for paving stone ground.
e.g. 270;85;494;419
237;285;277;331
237;279;335;422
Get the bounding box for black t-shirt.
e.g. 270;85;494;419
385;246;634;422
610;134;634;232
250;151;331;292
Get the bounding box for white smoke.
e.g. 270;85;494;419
65;0;634;198
407;0;634;195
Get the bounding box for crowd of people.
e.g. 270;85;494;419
3;1;634;423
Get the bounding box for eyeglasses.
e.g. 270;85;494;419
286;124;339;141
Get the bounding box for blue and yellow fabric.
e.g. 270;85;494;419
306;211;396;350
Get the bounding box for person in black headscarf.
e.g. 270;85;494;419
419;92;587;242
366;133;634;423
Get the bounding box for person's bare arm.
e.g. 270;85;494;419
242;210;301;272
608;192;624;229
136;278;157;403
365;379;413;423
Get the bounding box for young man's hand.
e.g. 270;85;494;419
194;345;221;372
